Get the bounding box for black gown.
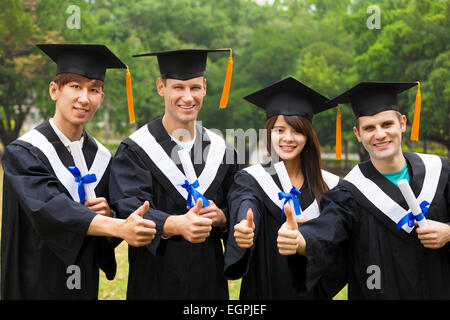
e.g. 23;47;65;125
1;120;116;300
109;117;239;299
224;161;344;299
300;152;450;299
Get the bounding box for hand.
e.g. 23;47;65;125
121;201;156;247
198;200;227;229
85;197;111;217
416;219;450;249
277;204;306;255
180;198;213;243
233;208;255;248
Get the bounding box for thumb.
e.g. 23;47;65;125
246;208;254;228
284;204;298;231
135;201;149;217
192;198;203;215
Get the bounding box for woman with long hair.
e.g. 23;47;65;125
224;77;343;299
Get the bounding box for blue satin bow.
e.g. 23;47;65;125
278;187;302;221
180;179;210;208
68;166;97;205
396;200;430;229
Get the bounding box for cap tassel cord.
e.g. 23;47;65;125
219;49;233;109
336;104;342;159
410;81;421;141
126;66;135;124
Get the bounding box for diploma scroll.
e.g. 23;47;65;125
68;141;96;201
178;148;197;183
398;179;427;228
274;161;295;213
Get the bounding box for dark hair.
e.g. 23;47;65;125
264;115;329;206
53;73;104;90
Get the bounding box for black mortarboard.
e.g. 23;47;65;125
37;43;136;123
36;44;127;81
326;82;418;118
242;77;333;121
133;48;233;109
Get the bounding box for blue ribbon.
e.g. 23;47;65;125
68;166;97;205
180;179;210;208
396;200;430;229
278;187;302;220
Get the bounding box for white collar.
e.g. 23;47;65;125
49;118;84;149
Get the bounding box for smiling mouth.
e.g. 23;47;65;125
178;105;195;110
280;145;297;151
73;107;89;113
373;141;391;148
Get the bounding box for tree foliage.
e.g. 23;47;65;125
1;0;448;158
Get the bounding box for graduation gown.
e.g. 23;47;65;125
1;120;116;300
109;117;239;299
224;161;343;299
300;152;450;299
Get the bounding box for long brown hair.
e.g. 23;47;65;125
265;115;328;204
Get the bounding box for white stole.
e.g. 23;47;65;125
128;125;226;201
18;129;111;202
244;163;339;220
344;153;441;233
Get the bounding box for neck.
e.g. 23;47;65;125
52;115;83;142
371;151;406;174
162;115;196;142
283;157;304;188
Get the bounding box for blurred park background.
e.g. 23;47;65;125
1;0;448;300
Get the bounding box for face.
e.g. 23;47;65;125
353;110;406;162
270;115;307;162
157;77;206;125
50;77;104;128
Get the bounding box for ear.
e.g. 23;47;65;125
353;126;362;142
400;114;407;133
202;78;207;96
49;82;59;101
156;78;165;97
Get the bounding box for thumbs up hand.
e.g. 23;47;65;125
122;201;157;247
180;198;213;243
277;204;306;255
234;208;255;248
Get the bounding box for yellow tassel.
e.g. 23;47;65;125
126;66;135;124
219;49;233;109
336;105;342;159
410;81;421;141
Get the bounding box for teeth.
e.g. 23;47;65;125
179;105;194;109
74;108;88;113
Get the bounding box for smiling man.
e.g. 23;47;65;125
1;44;156;299
277;81;450;299
109;49;239;299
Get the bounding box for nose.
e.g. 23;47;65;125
374;125;387;139
77;88;89;105
181;88;194;104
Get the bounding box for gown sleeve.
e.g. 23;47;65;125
108;142;169;255
299;185;358;296
224;170;263;280
1;143;96;266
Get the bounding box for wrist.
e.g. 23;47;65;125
162;215;182;237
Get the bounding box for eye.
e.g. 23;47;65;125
90;88;100;93
71;84;80;89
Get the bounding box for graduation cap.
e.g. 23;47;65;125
327;81;421;141
36;43;136;123
243;77;343;158
133;48;233;109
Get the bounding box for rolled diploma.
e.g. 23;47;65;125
274;161;295;214
68;141;96;202
178;148;197;183
398;179;427;228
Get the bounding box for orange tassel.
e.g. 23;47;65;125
219;49;233;109
410;81;421;141
336;105;342;159
126;66;135;124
